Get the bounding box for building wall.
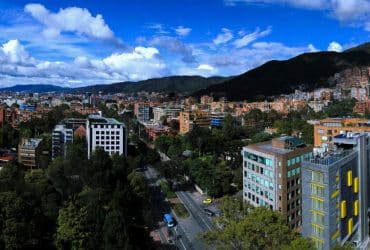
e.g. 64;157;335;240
242;141;312;230
302;141;368;249
87;119;127;159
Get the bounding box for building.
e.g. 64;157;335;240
18;138;42;169
86;114;127;159
134;103;150;122
52;124;73;160
314;118;370;148
302;132;370;250
153;106;182;123
242;136;312;230
179;110;210;134
210;112;226;128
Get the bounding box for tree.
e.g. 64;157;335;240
56;201;93;250
202;198;313;250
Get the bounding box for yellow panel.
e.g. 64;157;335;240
331;189;339;199
341;200;346;219
354;177;359;193
331;230;339;240
347;171;353;187
354;200;359;216
348;218;353;235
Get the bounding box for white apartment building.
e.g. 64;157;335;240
86;114;127;159
52;124;73;160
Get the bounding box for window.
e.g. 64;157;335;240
312;199;324;211
312;224;324;238
312;212;325;224
317;129;324;134
311;184;324;198
287;159;291;166
312;171;324;183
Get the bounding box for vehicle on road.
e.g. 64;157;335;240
203;208;215;217
202;198;212;204
164;213;175;228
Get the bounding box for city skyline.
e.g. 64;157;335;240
0;0;369;87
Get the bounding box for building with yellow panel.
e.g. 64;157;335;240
302;132;370;250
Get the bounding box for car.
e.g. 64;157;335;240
203;208;215;217
202;198;212;204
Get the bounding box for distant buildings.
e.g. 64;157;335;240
52;124;73;160
242;136;312;230
302;132;370;250
179;110;210;134
314;118;370;148
18;138;43;169
152;106;182;123
86;114;127;159
210;112;226;128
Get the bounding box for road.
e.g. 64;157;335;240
176;191;215;231
144;166;194;250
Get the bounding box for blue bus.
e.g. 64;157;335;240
164;213;175;228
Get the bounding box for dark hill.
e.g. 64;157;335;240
194;48;370;101
0;84;70;93
75;75;229;94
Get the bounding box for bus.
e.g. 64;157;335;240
164;213;175;228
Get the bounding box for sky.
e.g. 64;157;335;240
0;0;369;87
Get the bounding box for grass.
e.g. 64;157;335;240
159;180;177;199
171;203;189;219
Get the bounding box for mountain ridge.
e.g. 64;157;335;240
194;47;370;101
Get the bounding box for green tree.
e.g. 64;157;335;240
202;198;314;250
56;201;93;250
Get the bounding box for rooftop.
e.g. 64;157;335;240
20;138;42;149
88;114;123;125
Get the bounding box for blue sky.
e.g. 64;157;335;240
0;0;369;87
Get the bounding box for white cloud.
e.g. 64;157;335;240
308;43;319;52
1;40;36;65
149;36;196;63
175;26;192;36
327;41;343;52
197;64;215;71
147;23;169;34
24;3;117;42
0;39;169;87
233;27;272;48
226;0;370;30
213;28;234;45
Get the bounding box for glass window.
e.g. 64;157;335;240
312;171;324;183
311;185;324;197
312;199;324;211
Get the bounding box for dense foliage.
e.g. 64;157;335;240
0;137;153;249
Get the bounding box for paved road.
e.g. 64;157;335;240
144;166;194;250
176;191;215;231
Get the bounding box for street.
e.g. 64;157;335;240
144;166;215;250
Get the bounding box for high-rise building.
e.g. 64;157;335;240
179;110;210;134
86;114;127;159
314;118;370;148
302;132;370;250
18;138;43;169
134;103;150;122
242;136;312;230
52;124;73;160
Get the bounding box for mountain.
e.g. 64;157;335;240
74;75;229;94
194;45;370;101
0;84;70;93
